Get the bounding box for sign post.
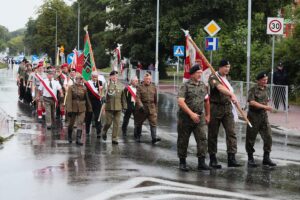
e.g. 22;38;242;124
267;17;284;104
173;45;185;90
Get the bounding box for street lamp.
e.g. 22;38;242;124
67;0;80;50
155;0;159;85
55;10;58;65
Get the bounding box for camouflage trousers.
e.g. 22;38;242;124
246;111;272;153
177;115;207;158
208;103;237;154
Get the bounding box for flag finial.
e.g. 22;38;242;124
181;29;189;36
84;25;88;32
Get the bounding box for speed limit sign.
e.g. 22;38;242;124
267;17;284;35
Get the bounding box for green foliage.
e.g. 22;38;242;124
7;35;25;55
0;25;9;52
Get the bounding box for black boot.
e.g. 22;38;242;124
96;126;101;139
263;152;277;166
228;153;242;167
135;126;142;143
209;154;222;169
248;153;258;168
198;157;212;171
179;158;189;172
76;130;83;146
122;125;127;137
150;126;161;144
86;125;90;135
68;128;73;144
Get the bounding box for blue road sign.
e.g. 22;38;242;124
205;37;218;51
173;46;185;57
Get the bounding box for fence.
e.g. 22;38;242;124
121;68;159;85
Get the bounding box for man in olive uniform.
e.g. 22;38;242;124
208;59;241;168
246;71;276;167
135;72;161;144
177;64;211;171
66;73;92;145
102;71;127;145
122;76;138;136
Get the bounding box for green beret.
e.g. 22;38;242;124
189;64;202;75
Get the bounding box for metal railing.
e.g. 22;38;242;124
121;68;158;84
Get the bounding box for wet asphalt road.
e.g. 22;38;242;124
0;67;299;200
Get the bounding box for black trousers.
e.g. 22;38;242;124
85;100;102;134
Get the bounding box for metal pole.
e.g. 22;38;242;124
246;0;252;99
78;2;80;50
270;35;275;105
155;0;160;85
210;51;213;64
55;10;58;65
177;56;179;89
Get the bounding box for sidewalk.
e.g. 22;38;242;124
158;84;300;134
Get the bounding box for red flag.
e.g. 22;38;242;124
183;32;210;83
76;52;84;74
112;44;122;71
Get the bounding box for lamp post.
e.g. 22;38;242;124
154;0;160;85
77;2;80;50
246;0;252;101
55;10;58;65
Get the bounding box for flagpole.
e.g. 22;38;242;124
187;36;252;128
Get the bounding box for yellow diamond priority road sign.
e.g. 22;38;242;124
204;20;221;37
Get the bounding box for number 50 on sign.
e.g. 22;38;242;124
267;17;284;35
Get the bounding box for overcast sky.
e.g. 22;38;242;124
0;0;72;32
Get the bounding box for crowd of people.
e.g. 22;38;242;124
15;58;277;171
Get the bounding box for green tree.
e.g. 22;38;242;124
0;25;9;52
7;36;24;55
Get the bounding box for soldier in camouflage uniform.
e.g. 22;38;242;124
208;59;242;168
177;64;211;172
246;71;276;167
102;71;127;145
135;72;161;144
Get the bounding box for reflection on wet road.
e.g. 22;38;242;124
0;68;299;200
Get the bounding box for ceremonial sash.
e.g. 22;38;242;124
127;85;136;102
60;73;67;80
35;73;58;106
215;72;238;121
85;81;101;100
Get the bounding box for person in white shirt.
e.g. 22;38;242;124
38;68;64;129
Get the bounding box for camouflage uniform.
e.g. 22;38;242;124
66;83;92;145
102;81;127;143
135;82;159;142
177;80;208;158
246;85;272;154
208;74;237;154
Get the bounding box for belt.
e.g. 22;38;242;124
249;108;265;113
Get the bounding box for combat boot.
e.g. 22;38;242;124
209;154;222;169
150;126;161;144
96;126;101;139
247;153;258;168
68;128;73;144
86;124;90;135
198;157;212;171
228;153;242;167
179;158;189;172
135;126;142;143
76;129;83;146
263;152;277;167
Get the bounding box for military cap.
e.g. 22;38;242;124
109;70;118;76
256;71;268;80
46;68;54;74
75;72;83;79
37;61;44;68
189;64;202;75
91;71;98;77
219;59;230;67
61;63;69;69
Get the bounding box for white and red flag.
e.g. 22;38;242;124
112;44;122;71
182;30;211;84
